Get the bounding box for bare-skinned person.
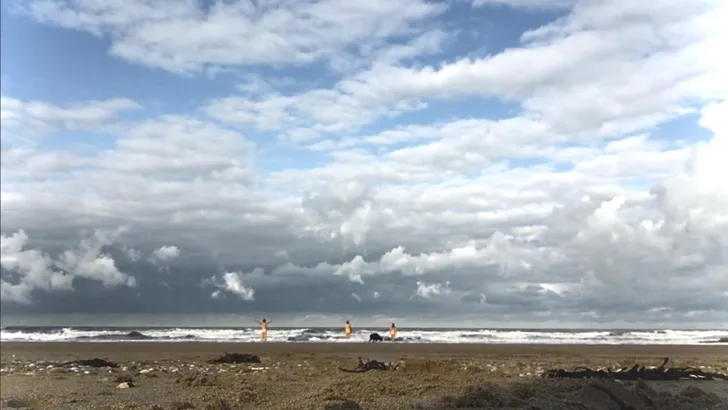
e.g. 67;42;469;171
256;318;272;341
345;320;352;339
389;322;397;341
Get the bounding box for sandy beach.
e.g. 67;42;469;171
1;342;727;409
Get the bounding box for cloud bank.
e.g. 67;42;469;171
1;0;726;326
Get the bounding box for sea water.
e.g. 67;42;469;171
2;325;727;344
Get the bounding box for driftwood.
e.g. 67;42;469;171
338;357;400;373
541;357;728;381
206;352;261;364
61;358;118;368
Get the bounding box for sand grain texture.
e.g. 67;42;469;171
1;343;727;409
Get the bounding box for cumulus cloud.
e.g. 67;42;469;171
1;0;727;325
413;281;452;299
11;0;446;75
0;96;140;142
208;271;256;301
1;229;136;304
151;246;180;262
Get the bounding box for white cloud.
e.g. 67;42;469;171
13;0;446;75
471;0;575;9
0;96;140;142
1;229;136;304
413;280;452;299
208;271;256;301
151;245;180;261
204;0;725;146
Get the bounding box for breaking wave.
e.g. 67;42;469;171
1;326;727;344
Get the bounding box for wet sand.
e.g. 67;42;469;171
2;342;727;409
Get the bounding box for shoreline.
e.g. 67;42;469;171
4;341;728;356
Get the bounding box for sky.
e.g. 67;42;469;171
1;0;727;327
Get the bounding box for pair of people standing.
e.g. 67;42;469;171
344;320;397;340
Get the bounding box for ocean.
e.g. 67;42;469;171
2;326;727;344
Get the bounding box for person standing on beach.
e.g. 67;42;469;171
389;323;397;341
344;320;352;339
257;318;272;341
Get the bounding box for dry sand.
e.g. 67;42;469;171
1;342;727;409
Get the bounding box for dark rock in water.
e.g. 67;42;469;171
324;399;362;410
701;337;728;344
207;352;261;364
62;358;118;368
126;331;153;339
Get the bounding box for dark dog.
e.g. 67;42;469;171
368;332;384;342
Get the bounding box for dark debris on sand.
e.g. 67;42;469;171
61;358;118;368
206;352;261;364
324;399;363;410
541;357;728;381
338;357;400;373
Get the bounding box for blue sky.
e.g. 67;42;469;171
0;0;561;168
1;0;727;326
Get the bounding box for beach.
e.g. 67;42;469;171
2;342;727;409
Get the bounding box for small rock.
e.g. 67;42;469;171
117;382;134;389
114;375;134;383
